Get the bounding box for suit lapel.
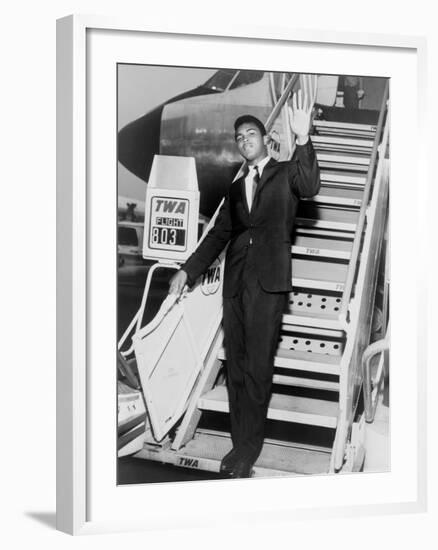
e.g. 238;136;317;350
253;158;279;204
236;167;250;215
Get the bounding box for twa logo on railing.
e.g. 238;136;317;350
201;260;221;296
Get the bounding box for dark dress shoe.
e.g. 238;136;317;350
231;457;254;479
220;448;240;474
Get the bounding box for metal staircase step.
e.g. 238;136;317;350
292;235;353;260
217;347;341;376
272;374;339;392
316;152;370;172
294;227;355;240
297;204;359;232
320;170;367;187
311;135;374;154
292;258;348;292
281;320;344;337
282;312;343;331
279;331;343;357
288;290;344;321
198;385;339;428
313;119;377;138
302;186;363;207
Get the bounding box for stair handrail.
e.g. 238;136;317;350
340;81;390;323
265;73;299;132
331;109;390;471
118;262;180;357
362;320;390;423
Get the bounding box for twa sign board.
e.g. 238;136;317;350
148;197;190;252
143;155;200;262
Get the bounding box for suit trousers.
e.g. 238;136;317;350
222;244;288;463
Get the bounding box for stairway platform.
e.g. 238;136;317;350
198;386;339;428
135;430;331;476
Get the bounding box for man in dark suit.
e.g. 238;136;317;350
169;89;320;478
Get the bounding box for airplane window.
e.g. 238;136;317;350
204;69;237;92
118;226;139;247
229;71;264;90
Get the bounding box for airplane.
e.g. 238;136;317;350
118;70;341;219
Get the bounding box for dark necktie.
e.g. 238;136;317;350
251;166;260;206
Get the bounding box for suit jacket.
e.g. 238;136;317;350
182;140;321;297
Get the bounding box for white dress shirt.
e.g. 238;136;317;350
244;155;271;211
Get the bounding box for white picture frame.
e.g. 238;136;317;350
56;15;428;535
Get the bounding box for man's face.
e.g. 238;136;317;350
235;122;269;165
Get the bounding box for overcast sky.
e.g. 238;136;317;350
118;64;215;201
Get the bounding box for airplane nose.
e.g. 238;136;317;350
118;104;164;182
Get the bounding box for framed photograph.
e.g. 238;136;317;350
57;16;427;535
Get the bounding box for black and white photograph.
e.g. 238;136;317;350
1;0;434;543
116;64;390;484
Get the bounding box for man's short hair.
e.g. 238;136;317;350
234;114;267;137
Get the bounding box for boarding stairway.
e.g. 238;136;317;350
120;75;390;476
